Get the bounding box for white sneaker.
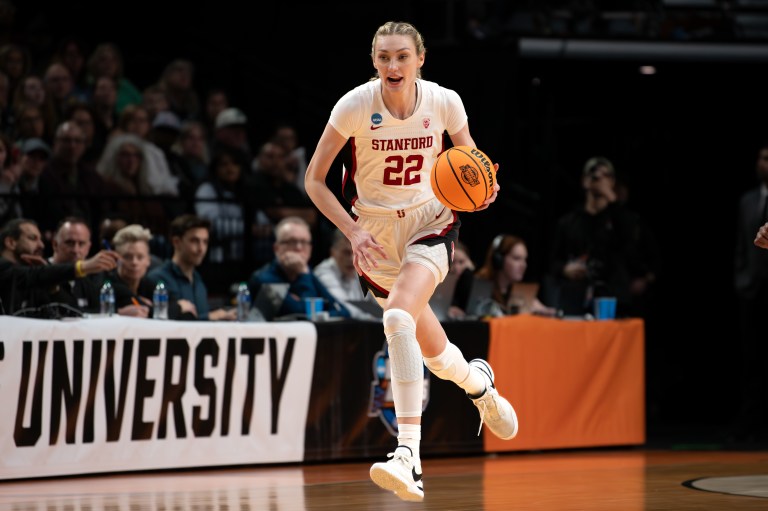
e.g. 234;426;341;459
468;358;519;440
369;445;424;502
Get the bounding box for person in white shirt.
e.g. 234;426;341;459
315;228;379;320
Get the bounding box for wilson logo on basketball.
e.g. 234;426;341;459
460;165;480;187
470;148;495;188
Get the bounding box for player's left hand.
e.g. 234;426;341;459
474;164;500;212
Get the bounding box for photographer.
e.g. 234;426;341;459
548;157;659;318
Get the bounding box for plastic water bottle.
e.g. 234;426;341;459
236;282;251;321
99;280;115;316
153;281;169;320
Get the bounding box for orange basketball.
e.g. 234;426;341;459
430;146;496;212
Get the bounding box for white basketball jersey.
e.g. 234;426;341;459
329;79;468;212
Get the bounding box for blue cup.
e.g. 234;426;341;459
304;297;323;321
593;297;617;320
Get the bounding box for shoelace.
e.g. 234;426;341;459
474;393;501;436
475;399;487;436
387;450;413;467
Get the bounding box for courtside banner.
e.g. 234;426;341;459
0;316;317;480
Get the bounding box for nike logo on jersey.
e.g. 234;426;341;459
370;125;382;130
436;208;445;219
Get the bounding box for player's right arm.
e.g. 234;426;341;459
305;123;387;274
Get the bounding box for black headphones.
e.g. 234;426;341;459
491;234;505;270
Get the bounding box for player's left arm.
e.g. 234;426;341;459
448;123;500;211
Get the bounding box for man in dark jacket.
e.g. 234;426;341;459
0;218;118;316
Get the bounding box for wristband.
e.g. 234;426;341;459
75;260;86;278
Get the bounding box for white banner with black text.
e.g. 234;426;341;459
0;316;317;480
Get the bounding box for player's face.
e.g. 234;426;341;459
372;35;424;91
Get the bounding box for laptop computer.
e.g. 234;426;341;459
464;279;541;317
509;282;541;314
347;298;384;319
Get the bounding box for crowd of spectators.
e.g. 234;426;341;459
0;37;316;300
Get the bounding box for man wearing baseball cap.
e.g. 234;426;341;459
212;107;251;161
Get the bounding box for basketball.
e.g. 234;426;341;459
430;146;496;212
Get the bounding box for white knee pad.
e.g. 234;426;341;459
424;341;470;384
383;309;423;382
383;308;424;418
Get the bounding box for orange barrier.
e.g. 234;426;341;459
485;315;645;452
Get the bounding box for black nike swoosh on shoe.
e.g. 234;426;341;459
412;467;423;482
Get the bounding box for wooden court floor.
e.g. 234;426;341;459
0;448;766;510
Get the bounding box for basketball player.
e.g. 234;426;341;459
304;21;517;502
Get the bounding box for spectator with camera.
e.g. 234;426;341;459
548;156;659;318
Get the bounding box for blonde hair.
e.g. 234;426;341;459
112;224;152;251
370;21;426;79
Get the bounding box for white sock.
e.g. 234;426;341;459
397;423;421;459
423;341;486;396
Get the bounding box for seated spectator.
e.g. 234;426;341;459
43;62;79;127
113;104;180;198
212;107;251;162
141;84;169;123
256;121;308;197
47;216;102;313
147;213;236;321
148;110;199;208
315;228;379;320
202;88;229;145
156;59;200;122
12;74;58;137
248;216;350;319
63;101;103;172
85;42;142;114
0;217;118;315
108;223;194;319
471;234;556;317
252;139;317;230
14;138;51;222
12;103;51;146
37;121;109;235
172;120;209;185
96;133;170;236
194;145;252;264
50;36;90;102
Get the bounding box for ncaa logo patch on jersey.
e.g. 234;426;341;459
370;112;383;130
368;341;430;436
